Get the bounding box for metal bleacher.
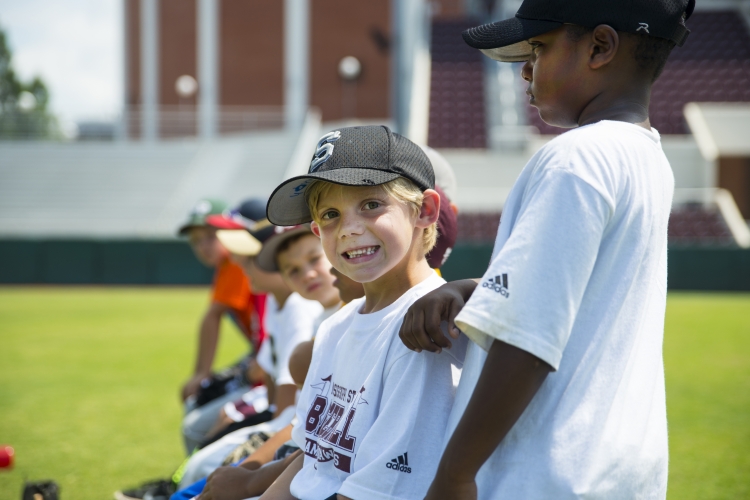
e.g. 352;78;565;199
455;207;738;246
0;130;298;238
428;18;487;149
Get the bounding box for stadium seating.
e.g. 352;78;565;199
456;206;736;246
456;212;502;243
0;130;298;237
428;19;487;148
528;9;750;135
668;203;735;246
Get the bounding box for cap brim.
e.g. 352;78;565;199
177;223;202;236
255;226;313;272
216;229;263;256
206;215;245;230
463;17;562;62
267;168;401;226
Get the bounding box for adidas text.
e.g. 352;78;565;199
386;453;411;473
482;274;509;298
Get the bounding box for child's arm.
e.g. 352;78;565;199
202;450;302;500
399;279;478;353
258;452;304;500
425;339;551;499
182;302;229;400
239;424;294;470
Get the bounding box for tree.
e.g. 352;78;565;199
0;26;59;139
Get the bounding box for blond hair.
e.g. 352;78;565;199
305;177;437;254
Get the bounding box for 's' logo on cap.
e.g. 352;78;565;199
310;131;341;173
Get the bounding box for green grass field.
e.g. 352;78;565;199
0;288;748;499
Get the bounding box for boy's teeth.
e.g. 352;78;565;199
347;246;377;258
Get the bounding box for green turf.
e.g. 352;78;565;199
0;287;246;500
663;294;750;499
0;289;748;499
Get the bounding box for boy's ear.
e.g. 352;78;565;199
417;189;441;228
588;25;619;70
310;221;321;238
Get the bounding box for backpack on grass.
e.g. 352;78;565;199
22;480;59;500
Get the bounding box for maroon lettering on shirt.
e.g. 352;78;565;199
303;375;368;474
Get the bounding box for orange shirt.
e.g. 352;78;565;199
212;258;258;348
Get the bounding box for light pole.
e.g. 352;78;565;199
338;56;362;119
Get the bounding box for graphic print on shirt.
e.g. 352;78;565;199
303;374;368;473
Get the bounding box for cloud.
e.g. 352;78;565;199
0;0;121;123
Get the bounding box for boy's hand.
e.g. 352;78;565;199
399;279;477;353
181;373;207;401
201;466;254;500
424;477;477;500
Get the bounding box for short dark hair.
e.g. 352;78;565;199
565;25;675;82
274;231;314;269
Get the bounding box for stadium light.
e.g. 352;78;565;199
175;75;198;99
338;56;362;81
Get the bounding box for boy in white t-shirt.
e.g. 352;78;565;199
259;125;465;500
398;1;695;499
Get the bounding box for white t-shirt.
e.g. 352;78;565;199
451;121;674;499
256;293;323;387
290;273;466;500
313;304;343;336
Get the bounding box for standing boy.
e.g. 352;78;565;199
177;198;256;402
399;1;694;498
261;125;465;500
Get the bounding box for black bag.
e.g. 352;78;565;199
193;362;248;408
22;480;59;500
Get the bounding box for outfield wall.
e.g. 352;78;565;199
0;240;748;290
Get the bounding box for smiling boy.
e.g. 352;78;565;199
398;1;694;499
260;125;465;500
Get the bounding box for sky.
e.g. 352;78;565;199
0;0;122;125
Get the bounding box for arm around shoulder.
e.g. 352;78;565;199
399;279;478;353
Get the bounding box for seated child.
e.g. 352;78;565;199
198;180;461;500
173;225;344;500
261;125;466;500
177;198;257;403
176;217;324;489
182;198;274;452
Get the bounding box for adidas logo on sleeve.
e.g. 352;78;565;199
482;273;509;298
385;452;411;473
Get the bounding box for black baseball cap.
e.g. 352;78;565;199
463;0;695;62
266;125;435;226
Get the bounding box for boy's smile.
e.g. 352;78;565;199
342;245;380;261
